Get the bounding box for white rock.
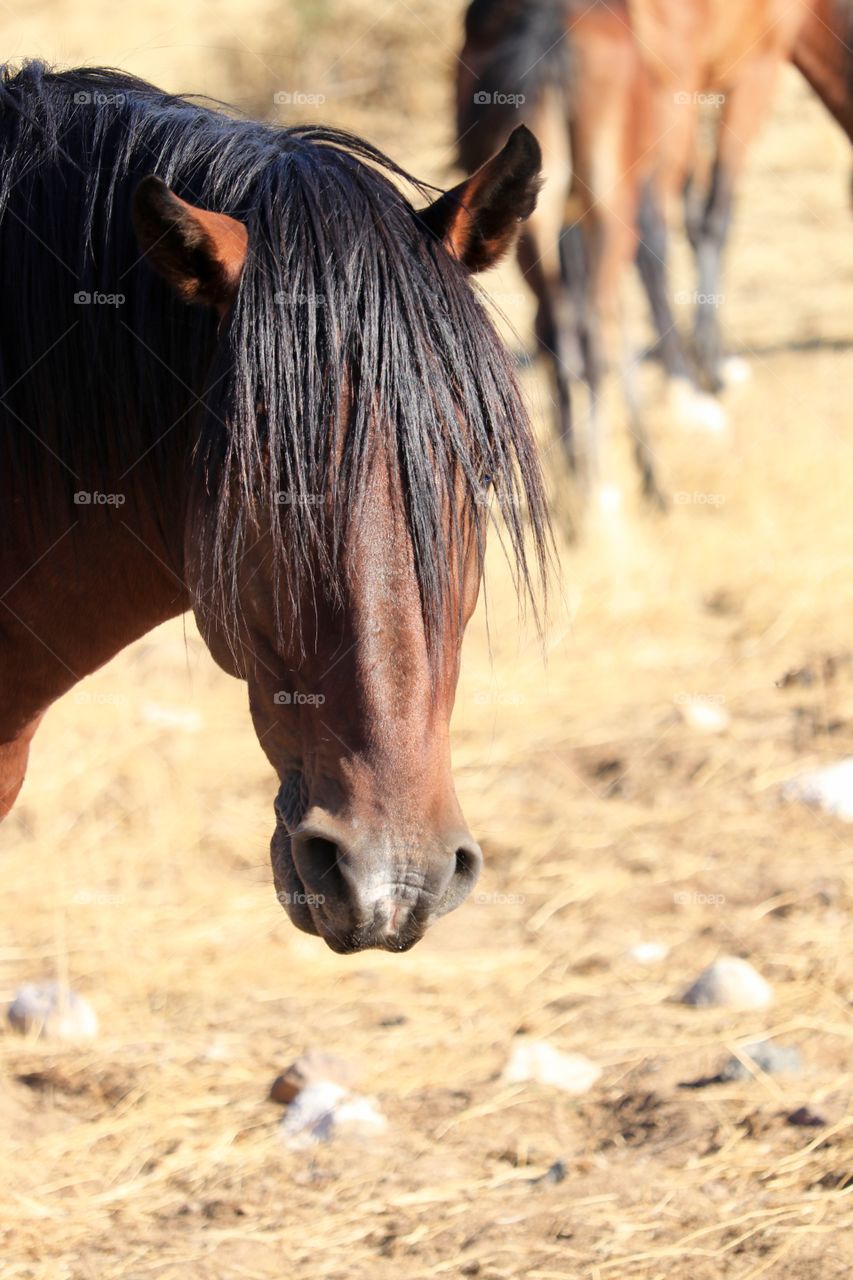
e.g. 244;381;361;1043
627;941;669;965
678;699;730;733
502;1038;601;1094
7;983;98;1039
201;1040;232;1062
781;758;853;821
280;1081;387;1149
681;957;773;1010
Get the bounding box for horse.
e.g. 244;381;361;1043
0;62;550;955
457;0;852;506
458;0;679;508
792;0;853;144
643;0;853;395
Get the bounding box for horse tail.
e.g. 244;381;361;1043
456;0;571;174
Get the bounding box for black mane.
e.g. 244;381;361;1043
0;62;549;652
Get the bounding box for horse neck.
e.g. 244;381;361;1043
792;0;853;141
0;458;190;738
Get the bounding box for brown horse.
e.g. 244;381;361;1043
792;0;853;142
669;0;853;393
0;63;549;954
457;0;852;503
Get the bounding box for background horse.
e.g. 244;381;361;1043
457;0;852;506
0;63;549;954
641;0;853;395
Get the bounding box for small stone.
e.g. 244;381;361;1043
681;956;773;1010
201;1040;232;1062
678;700;730;733
7;983;98;1040
279;1081;387;1148
532;1159;568;1185
502;1038;601;1094
781;758;853;822
627;941;669;965
269;1049;359;1104
720;1040;802;1081
787;1105;826;1128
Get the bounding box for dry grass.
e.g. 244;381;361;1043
1;3;852;1277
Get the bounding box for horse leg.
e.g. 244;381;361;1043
621;324;668;511
635;178;692;383
569;33;667;513
0;716;41;820
581;207;664;511
688;159;735;392
688;56;781;391
517;225;576;474
637;177;728;433
559;219;592;381
580;173;667;512
516;93;576;474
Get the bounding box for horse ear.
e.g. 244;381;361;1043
132;176;249;316
419;125;542;272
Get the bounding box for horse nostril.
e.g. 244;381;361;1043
300;835;339;879
454;838;483;886
291;831;345;900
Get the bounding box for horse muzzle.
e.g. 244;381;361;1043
269;790;483;953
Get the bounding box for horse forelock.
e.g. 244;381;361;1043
0;61;551;661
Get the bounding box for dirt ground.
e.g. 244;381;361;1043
1;3;851;1278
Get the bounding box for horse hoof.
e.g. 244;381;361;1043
721;356;751;387
669;381;728;433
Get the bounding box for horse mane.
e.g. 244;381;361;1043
457;0;572;173
0;61;550;655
